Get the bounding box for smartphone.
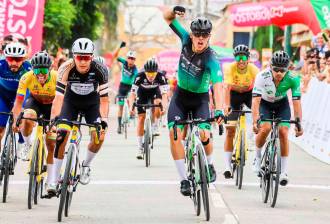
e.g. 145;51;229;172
322;32;329;42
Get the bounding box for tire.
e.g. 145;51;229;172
58;145;74;222
144;126;150;167
28;140;39;209
188;158;201;216
261;142;271;203
269;140;281;208
2;132;13;203
237;130;245;190
197;145;210;221
124;123;127;139
65;153;78;217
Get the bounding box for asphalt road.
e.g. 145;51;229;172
0;106;329;224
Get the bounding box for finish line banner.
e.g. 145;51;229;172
290;78;330;164
0;0;45;54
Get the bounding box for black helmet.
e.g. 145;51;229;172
144;58;158;72
190;17;212;33
271;50;290;67
233;44;250;57
31;51;52;68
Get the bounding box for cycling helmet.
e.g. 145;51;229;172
94;56;106;65
190;17;212;33
144;58;158;72
271;50;290;67
72;38;94;54
126;51;136;58
4;42;26;57
233;44;250;57
31;51;52;68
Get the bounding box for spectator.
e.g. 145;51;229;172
301;48;322;92
312;32;329;55
323;51;330;84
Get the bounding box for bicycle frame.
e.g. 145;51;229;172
30;124;47;183
186;125;210;182
233;113;248;162
122;99;130;125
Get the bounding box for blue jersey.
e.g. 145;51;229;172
0;59;31;101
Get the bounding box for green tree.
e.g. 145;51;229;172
253;26;284;56
43;0;76;51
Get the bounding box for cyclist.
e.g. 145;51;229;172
113;42;139;134
129;58;168;159
11;52;56;186
222;44;260;178
0;42;31;153
252;50;303;186
47;38;109;195
163;6;224;196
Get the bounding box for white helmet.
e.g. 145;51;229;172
72;38;94;54
4;42;26;57
94;56;106;65
126;50;136;58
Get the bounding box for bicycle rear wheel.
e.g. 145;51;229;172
124;123;128;139
28;140;39;209
2;132;13;203
58;145;74;222
269;140;281;207
261;143;271;203
144;128;150;167
237;130;245;190
197;145;210;221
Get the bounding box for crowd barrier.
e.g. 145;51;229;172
289;78;330;164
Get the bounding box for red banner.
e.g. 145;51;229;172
229;0;321;35
0;0;46;55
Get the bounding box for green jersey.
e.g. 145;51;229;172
169;19;222;93
253;69;301;102
117;57;138;85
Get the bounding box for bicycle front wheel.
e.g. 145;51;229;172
269;140;281;208
65;151;79;217
144;128;150;167
237;130;245;190
28;140;39;209
197;145;210;221
2;132;13;203
58;145;74;222
261;142;271;203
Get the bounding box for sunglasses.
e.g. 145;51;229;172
235;55;248;62
146;72;157;77
6;57;24;62
192;32;210;38
128;57;136;60
272;67;287;73
34;68;49;75
74;55;93;61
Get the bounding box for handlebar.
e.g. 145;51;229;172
257;116;302;136
173;115;226;141
132;102;163;111
15;112;50;128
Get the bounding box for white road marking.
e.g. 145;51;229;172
7;180;330;190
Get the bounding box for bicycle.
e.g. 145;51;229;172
230;108;251;190
15;112;51;209
0;112;17;203
173;114;224;221
258;114;301;208
52;114;102;222
133;102;162;167
116;95;130;139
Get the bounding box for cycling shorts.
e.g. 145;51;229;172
260;97;291;127
24;96;52;120
136;88;161;114
118;82;132;106
227;90;252;121
167;87;210;130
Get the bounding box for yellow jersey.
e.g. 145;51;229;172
17;70;57;104
224;62;260;92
